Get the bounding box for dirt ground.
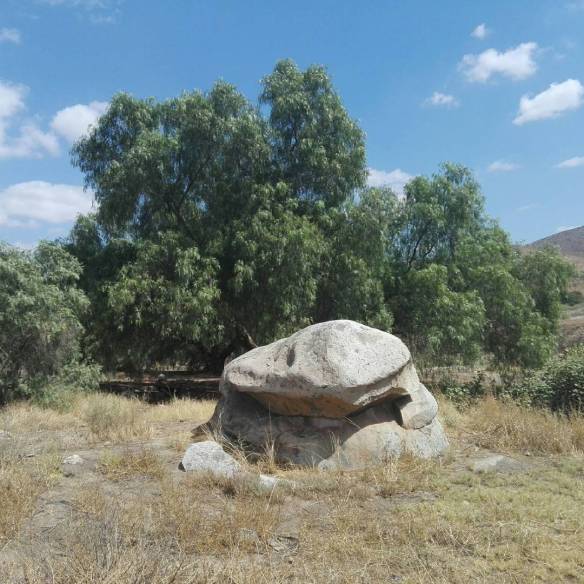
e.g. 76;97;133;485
1;395;583;583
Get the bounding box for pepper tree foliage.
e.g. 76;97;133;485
66;59;572;372
0;242;91;403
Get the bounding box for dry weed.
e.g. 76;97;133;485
457;396;584;454
98;448;165;481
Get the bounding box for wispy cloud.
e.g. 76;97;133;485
0;81;59;159
0;181;93;227
39;0;123;23
471;23;490;40
488;160;521;172
367;168;414;197
0;28;21;44
424;92;460;108
556;225;577;233
514;79;584;125
516;203;541;213
556;156;584;168
460;42;538;83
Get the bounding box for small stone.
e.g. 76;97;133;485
180;441;241;478
268;535;299;554
63;454;84;465
471;454;526;474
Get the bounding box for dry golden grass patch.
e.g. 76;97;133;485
0;442;61;544
0;402;80;433
74;393;155;442
142;397;216;424
453;396;584;454
97;448;165;481
3;393;584;582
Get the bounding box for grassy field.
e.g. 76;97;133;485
1;393;584;583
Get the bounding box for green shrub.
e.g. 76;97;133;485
437;372;488;404
509;345;584;412
26;361;104;410
0;242;93;404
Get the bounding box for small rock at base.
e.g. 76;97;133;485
180;441;241;478
63;454;84;465
471;454;526;474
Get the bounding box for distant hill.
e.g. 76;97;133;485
529;226;584;270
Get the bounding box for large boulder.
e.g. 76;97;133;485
204;320;448;469
222;320;424;418
208;390;447;470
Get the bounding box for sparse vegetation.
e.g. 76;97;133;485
1;394;584;582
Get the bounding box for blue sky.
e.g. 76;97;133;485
0;0;583;248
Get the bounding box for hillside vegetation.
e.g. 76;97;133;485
529;226;584;348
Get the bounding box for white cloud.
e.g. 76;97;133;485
0;81;59;159
471;23;489;40
460;42;538;82
425;92;460;108
0;81;27;119
0;123;60;159
51;101;108;143
0;28;21;44
488;160;521;172
513;79;584;125
0;181;93;226
556;225;577;233
556;156;584;168
367;168;414;197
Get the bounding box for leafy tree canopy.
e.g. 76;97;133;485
0;242;90;402
64;61;574;372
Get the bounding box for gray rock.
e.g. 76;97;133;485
180;440;289;489
470;454;527;474
180;441;241;478
62;454;84;465
222;320;422;418
206;320;448;469
208;390;448;470
395;383;438;430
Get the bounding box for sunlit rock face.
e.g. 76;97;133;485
207;320;448;470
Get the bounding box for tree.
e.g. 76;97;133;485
260;59;366;209
69;59;370;371
0;242;90;403
514;247;575;328
68;62;573;373
388;164;567;368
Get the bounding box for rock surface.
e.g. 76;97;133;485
180;441;241;477
209;390;447;469
223;320;420;418
62;454;84;465
180;440;289;490
208;320;448;469
470;454;527;474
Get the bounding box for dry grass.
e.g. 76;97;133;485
0;403;80;433
142;397;216;423
2;393;584;582
97;448;165;481
0;441;61;544
0;393;216;445
448;395;584;454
